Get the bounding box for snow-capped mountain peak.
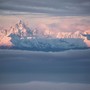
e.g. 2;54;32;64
0;20;90;51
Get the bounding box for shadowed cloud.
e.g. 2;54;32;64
0;0;90;15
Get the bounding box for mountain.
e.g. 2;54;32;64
0;20;90;51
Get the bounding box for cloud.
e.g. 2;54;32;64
48;17;90;32
0;49;90;61
0;81;90;90
83;34;90;40
0;49;90;74
0;49;90;88
0;0;90;15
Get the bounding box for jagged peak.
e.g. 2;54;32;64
19;20;24;25
15;20;26;30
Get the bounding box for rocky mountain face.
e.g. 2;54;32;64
0;20;90;51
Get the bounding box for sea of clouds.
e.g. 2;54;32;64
0;49;90;90
0;81;90;90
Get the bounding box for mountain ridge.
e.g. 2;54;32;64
0;20;90;51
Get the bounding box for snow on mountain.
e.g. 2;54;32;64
0;20;90;51
81;33;90;47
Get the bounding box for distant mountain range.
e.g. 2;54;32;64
0;20;90;51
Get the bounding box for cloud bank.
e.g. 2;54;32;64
0;49;90;61
0;0;90;15
0;49;90;90
0;81;90;90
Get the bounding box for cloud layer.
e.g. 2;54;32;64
0;49;90;90
0;81;90;90
0;49;90;83
0;0;90;15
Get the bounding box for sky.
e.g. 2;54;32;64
0;1;90;89
0;0;90;16
0;0;90;31
0;0;90;47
